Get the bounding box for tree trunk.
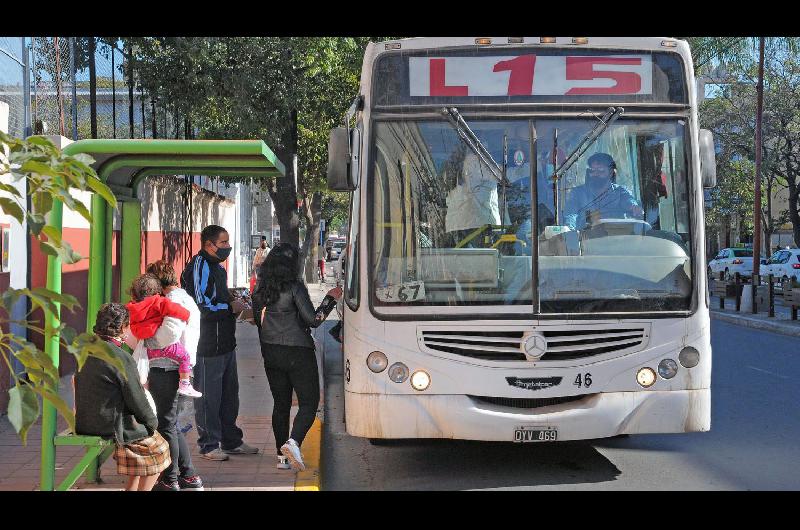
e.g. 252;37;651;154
151;99;157;139
788;178;800;247
764;177;773;252
268;115;301;269
301;192;323;283
725;216;731;248
88;37;97;139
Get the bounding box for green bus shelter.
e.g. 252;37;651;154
40;139;285;491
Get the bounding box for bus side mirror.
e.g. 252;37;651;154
327;127;360;191
699;129;716;189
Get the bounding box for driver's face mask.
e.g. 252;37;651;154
586;164;613;189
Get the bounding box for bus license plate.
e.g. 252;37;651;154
514;426;558;443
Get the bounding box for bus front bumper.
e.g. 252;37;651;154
344;389;710;441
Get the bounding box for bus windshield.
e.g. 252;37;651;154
371;117;692;313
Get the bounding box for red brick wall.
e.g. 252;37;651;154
142;231;228;278
29;228;121;376
2;228;210;414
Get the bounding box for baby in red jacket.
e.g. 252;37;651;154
126;274;201;398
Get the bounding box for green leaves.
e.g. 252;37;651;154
0;181;23;198
32;191;53;219
85;175;117;210
7;384;40;445
0;197;24;225
68;334;127;378
39;237;83;265
31;288;80;313
0;132;119;443
13;340;60;389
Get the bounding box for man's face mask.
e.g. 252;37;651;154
586;164;612;189
212;241;232;261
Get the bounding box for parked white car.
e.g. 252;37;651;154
329;240;346;261
708;247;755;281
763;248;800;284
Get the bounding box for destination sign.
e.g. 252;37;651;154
371;50;687;106
409;55;653;97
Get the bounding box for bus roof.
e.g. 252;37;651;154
373;37;687;53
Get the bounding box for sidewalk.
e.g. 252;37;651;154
0;275;335;491
709;291;800;338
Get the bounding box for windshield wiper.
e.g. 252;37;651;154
555;106;624;179
550;106;624;224
440;107;509;186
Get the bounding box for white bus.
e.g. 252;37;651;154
327;37;716;443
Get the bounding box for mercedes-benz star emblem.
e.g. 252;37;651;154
522;332;547;361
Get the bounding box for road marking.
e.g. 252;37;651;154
746;365;790;380
295;417;322;491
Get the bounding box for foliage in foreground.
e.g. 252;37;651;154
0;132;124;444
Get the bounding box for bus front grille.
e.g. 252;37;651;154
420;325;649;362
540;328;647;360
469;394;592;409
421;331;527;361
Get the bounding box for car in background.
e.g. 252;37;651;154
329;239;347;261
763;248;800;285
325;237;344;259
708;247;755;281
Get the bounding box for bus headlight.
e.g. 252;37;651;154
410;370;431;391
679;346;700;368
636;367;657;388
388;362;409;383
366;351;388;373
658;359;679;379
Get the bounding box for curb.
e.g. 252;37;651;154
294;417;322;491
710;309;800;338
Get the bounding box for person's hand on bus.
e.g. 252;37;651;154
327;286;343;300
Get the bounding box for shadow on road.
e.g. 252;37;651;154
340;438;621;490
320;329;621;490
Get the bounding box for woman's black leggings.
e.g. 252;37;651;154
148;367;196;482
260;343;320;455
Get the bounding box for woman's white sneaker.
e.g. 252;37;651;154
280;438;305;471
277;455;292;470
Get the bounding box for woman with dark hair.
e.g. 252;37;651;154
74;303;171;491
143;261;205;491
252;243;341;470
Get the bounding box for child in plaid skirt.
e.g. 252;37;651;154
75;302;172;491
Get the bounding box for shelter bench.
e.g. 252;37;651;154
53;429;115;491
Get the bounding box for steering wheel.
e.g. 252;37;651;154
583;218;652;236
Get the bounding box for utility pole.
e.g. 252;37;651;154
752;37;765;313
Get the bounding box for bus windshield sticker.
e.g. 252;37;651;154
376;281;427;303
410;55;653;97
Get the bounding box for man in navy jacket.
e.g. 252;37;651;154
181;225;258;460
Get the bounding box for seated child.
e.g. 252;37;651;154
126;274;202;398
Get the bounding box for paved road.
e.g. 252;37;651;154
321;320;800;490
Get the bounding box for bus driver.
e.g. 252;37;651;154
564;152;644;231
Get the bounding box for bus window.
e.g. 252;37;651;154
372;120;534;307
537;118;692;312
345;189;360;310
